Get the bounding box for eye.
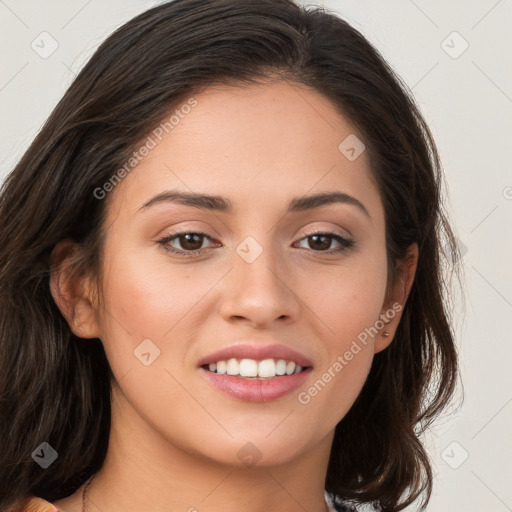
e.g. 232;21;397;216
158;231;218;257
294;231;354;253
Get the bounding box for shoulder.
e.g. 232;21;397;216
325;490;383;512
18;496;61;512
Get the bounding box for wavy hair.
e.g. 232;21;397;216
0;1;462;510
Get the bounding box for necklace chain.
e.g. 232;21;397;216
81;474;95;512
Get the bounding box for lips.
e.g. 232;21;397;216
197;343;313;368
197;342;313;402
199;366;312;402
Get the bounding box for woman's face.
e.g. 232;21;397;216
78;81;404;467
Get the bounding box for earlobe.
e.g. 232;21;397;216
374;243;419;353
374;317;395;353
49;239;101;339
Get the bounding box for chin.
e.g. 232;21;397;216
193;430;314;469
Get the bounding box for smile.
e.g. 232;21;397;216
199;360;312;402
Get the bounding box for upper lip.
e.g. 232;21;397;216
197;342;313;368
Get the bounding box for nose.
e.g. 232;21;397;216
218;241;300;328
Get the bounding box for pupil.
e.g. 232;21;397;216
310;234;330;251
181;233;203;250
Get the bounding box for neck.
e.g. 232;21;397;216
81;383;333;512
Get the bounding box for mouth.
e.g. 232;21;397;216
198;347;313;402
197;343;313;402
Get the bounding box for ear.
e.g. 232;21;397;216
374;243;418;353
49;238;101;339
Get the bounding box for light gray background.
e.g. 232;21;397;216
1;1;511;511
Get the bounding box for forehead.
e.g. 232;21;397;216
106;80;384;225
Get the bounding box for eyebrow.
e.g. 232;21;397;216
139;189;370;218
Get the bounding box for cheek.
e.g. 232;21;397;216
297;267;384;423
95;243;229;381
294;251;386;408
297;343;374;437
298;253;388;342
99;245;211;337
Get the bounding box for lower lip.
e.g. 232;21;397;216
199;367;312;402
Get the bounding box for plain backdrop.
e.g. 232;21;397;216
1;1;511;511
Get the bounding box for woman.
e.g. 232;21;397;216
0;0;461;511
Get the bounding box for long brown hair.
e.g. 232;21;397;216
0;1;462;510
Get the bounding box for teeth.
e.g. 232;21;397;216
204;358;307;378
239;359;258;377
226;358;239;375
258;359;276;378
275;359;287;375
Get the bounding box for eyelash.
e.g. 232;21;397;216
157;230;354;257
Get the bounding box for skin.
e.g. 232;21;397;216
51;80;418;512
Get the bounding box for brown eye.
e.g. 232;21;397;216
307;234;332;251
295;232;354;253
158;231;216;256
174;233;205;251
